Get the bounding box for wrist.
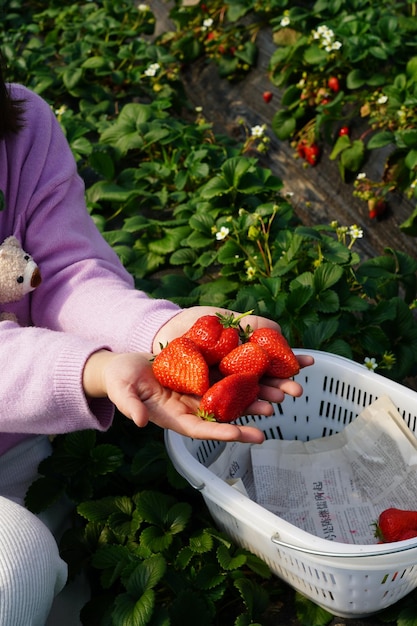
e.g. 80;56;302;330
83;350;115;398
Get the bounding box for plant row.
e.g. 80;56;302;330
165;0;417;229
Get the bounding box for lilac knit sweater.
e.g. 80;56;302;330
0;84;180;455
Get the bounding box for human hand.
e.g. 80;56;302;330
83;350;289;443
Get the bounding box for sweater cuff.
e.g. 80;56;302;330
53;342;114;433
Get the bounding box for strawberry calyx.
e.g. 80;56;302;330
196;409;217;422
215;309;253;329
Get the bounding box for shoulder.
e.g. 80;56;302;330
8;84;55;124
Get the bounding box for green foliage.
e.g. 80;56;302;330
26;422;278;626
5;1;417;624
164;0;417;226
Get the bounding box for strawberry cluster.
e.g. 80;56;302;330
152;312;300;423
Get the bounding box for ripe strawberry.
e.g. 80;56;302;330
198;373;260;423
376;508;417;543
338;126;350;136
263;91;273;103
368;198;386;219
304;143;320;166
398;529;417;541
328;76;340;92
296;138;308;159
184;311;248;366
153;337;209;396
249;328;299;378
219;342;270;377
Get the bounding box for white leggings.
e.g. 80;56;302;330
0;436;68;625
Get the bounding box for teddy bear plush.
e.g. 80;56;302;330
0;236;42;322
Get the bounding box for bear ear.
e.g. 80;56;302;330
2;236;20;249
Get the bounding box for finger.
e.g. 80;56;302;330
113;391;150;428
296;354;315;369
243;314;281;333
154;410;266;444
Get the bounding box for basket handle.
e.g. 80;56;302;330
271;532;417;558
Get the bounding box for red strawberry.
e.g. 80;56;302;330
368;198;386;219
263;91;273;103
304;143;320;166
249;328;299;378
338;126;350;136
376;508;417;543
296;138;308;159
219;342;270;377
184;311;248;366
398;529;417;541
198;373;260;423
153;337;209;396
328;76;340;92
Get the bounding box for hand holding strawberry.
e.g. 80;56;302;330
153;309;310;425
83;350;273;443
82;307;314;443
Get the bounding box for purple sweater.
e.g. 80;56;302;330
0;84;180;455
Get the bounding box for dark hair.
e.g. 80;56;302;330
0;53;25;138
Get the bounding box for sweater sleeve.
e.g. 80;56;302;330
5;85;181;353
0;321;114;435
0;85;181;447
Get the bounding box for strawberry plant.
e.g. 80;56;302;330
26;422;278;626
161;0;417;230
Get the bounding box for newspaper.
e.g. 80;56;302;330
209;396;417;544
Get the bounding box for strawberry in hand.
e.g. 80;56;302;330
152;336;209;396
219;341;270;377
198;373;260;423
249;328;299;379
184;311;250;365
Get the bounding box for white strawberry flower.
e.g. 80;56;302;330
216;226;230;240
364;357;378;371
251;124;266;138
348;225;363;239
144;63;160;77
201;18;213;30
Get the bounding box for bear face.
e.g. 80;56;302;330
0;236;41;304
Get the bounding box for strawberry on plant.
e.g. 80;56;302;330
184;311;249;365
219;342;270;377
263;91;273;103
328;76;340;92
368;198;386;219
249;328;299;378
375;508;417;543
304;143;320;166
198;373;260;423
338;126;350;136
153;337;209;396
296;138;308;159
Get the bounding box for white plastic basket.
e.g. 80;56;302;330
165;349;417;618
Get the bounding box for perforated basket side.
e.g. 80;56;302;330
200;485;417;618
